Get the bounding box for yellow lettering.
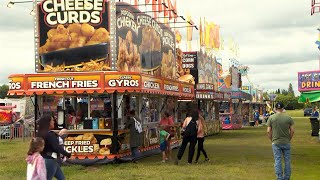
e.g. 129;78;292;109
307;82;311;88
302;82;306;88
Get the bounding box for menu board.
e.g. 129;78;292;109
116;2;176;80
37;0;110;72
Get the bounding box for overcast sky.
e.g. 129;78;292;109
0;0;319;96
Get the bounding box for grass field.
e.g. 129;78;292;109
0;110;319;180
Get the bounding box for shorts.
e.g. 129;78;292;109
160;141;167;151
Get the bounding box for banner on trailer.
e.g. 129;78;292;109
116;2;176;80
37;0;110;72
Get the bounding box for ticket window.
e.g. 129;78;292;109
141;95;160;124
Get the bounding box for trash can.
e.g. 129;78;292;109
309;117;319;136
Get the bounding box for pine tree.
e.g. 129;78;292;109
288;83;294;96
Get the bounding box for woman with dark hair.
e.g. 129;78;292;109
37;114;71;180
175;110;199;165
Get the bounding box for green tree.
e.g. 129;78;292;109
0;85;9;99
281;89;288;95
263;92;269;101
288;83;294;96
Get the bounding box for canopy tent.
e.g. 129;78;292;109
298;91;320;103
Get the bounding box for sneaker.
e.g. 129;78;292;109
205;158;210;162
194;160;198;164
161;160;166;163
187;163;192;165
174;157;179;165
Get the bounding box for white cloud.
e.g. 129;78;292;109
0;0;319;97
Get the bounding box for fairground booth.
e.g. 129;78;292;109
180;50;225;135
219;65;250;130
8;0;196;165
298;70;320;136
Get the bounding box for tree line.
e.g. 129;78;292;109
264;83;305;110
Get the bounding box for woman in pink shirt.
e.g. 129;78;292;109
159;111;175;160
194;111;209;163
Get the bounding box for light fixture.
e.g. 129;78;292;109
7;1;14;8
30;9;35;16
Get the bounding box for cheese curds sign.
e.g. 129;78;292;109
298;70;320;91
37;0;110;72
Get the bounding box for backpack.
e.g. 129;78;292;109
183;118;198;137
133;117;143;134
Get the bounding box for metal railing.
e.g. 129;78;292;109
0;119;35;141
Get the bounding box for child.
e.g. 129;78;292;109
159;126;170;163
58;128;68;165
26;137;46;180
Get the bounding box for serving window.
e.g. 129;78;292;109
141;95;160;124
118;94;139;129
199;100;215;121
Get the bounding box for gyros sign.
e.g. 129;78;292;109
107;75;139;88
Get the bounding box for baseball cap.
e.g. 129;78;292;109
275;102;284;109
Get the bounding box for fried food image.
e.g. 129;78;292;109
65;136;75;141
83;133;94;141
139;27;161;53
161;50;175;79
117;31;141;72
99;147;110;155
41;59;110;72
178;74;195;84
39;23;110;54
75;135;83;141
93;144;100;153
175;49;192;79
100;138;112;146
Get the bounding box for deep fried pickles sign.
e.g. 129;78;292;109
298;71;320;91
64;140;94;153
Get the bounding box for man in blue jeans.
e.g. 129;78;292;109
267;102;295;180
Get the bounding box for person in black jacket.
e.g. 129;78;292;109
37;114;71;180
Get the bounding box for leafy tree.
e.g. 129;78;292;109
263;92;269;101
0;85;9;99
288;83;294;96
281;89;288;95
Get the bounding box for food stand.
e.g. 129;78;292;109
7;0;195;165
178;49;222;135
298;70;320;136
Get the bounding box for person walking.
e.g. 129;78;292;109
125;110;143;163
194;110;209;163
37;114;71;180
267;102;294;180
175;110;199;165
26;137;46;180
254;109;260;126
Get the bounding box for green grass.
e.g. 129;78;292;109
0;110;319;180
